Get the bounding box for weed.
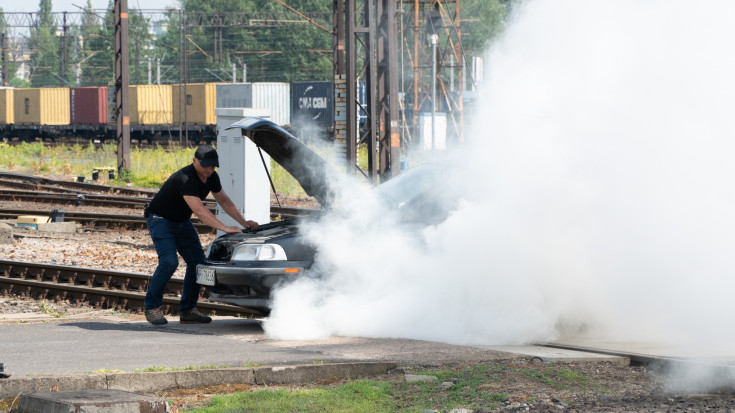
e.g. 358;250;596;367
521;368;593;390
133;364;231;372
403;365;508;411
90;368;123;374
38;300;65;318
108;309;130;317
559;369;588;383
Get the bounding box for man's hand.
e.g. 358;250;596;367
243;220;259;230
222;225;242;234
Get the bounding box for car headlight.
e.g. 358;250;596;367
231;244;288;261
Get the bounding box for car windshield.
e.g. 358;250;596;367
373;163;453;225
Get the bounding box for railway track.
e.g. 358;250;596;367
0;188;151;209
0;206;317;231
0;171;158;198
0;208;211;231
0;259;262;317
0;171;318;222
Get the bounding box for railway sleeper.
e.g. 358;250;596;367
0;274;247;317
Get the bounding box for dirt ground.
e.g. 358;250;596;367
152;359;735;412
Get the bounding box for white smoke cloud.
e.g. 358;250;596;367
265;0;735;352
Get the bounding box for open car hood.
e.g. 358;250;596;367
227;117;337;207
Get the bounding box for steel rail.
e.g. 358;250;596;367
0;260;262;317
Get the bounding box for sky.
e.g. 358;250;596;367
3;0;178;13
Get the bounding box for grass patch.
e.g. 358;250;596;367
0;141;193;188
189;380;396;413
134;364;231;373
0;142;311;197
399;365;508;411
521;368;592;390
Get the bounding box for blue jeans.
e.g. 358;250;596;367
144;214;206;312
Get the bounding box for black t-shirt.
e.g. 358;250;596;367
147;164;222;222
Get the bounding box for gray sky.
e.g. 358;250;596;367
3;0;178;13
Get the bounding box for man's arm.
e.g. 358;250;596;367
183;195;242;233
211;190;259;229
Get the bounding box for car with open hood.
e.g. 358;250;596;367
196;117;454;315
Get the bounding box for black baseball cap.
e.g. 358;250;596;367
195;145;219;167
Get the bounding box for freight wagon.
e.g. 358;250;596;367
291;81;334;141
0;81;362;144
289;80;367;142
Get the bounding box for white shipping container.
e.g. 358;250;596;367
251;83;290;126
216;83;290;126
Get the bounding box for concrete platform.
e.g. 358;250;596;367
475;345;630;364
547;338;735;363
0;362;397;401
14;389;167;413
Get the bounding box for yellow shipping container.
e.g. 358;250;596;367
129;85;172;125
172;83;217;125
0;88;13;124
14;88;70;125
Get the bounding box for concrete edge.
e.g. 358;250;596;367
0;362;397;399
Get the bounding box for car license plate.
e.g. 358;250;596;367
197;267;215;286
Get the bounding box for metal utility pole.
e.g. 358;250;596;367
377;0;401;178
344;0;377;177
430;33;438;151
114;0;131;174
1;30;8;86
333;0;345;76
412;0;420;141
61;12;67;83
403;0;466;144
339;0;400;181
455;0;463;141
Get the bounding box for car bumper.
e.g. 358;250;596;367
196;261;310;290
206;293;272;310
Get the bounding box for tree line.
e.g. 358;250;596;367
0;0;510;88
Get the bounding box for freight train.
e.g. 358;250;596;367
0;81;363;144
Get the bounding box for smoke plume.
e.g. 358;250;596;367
264;0;735;367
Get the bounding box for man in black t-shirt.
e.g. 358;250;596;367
143;145;258;325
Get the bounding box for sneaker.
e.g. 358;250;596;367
145;307;168;325
0;363;10;379
180;308;212;324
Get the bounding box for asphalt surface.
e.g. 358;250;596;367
0;313;530;399
1;315;520;378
